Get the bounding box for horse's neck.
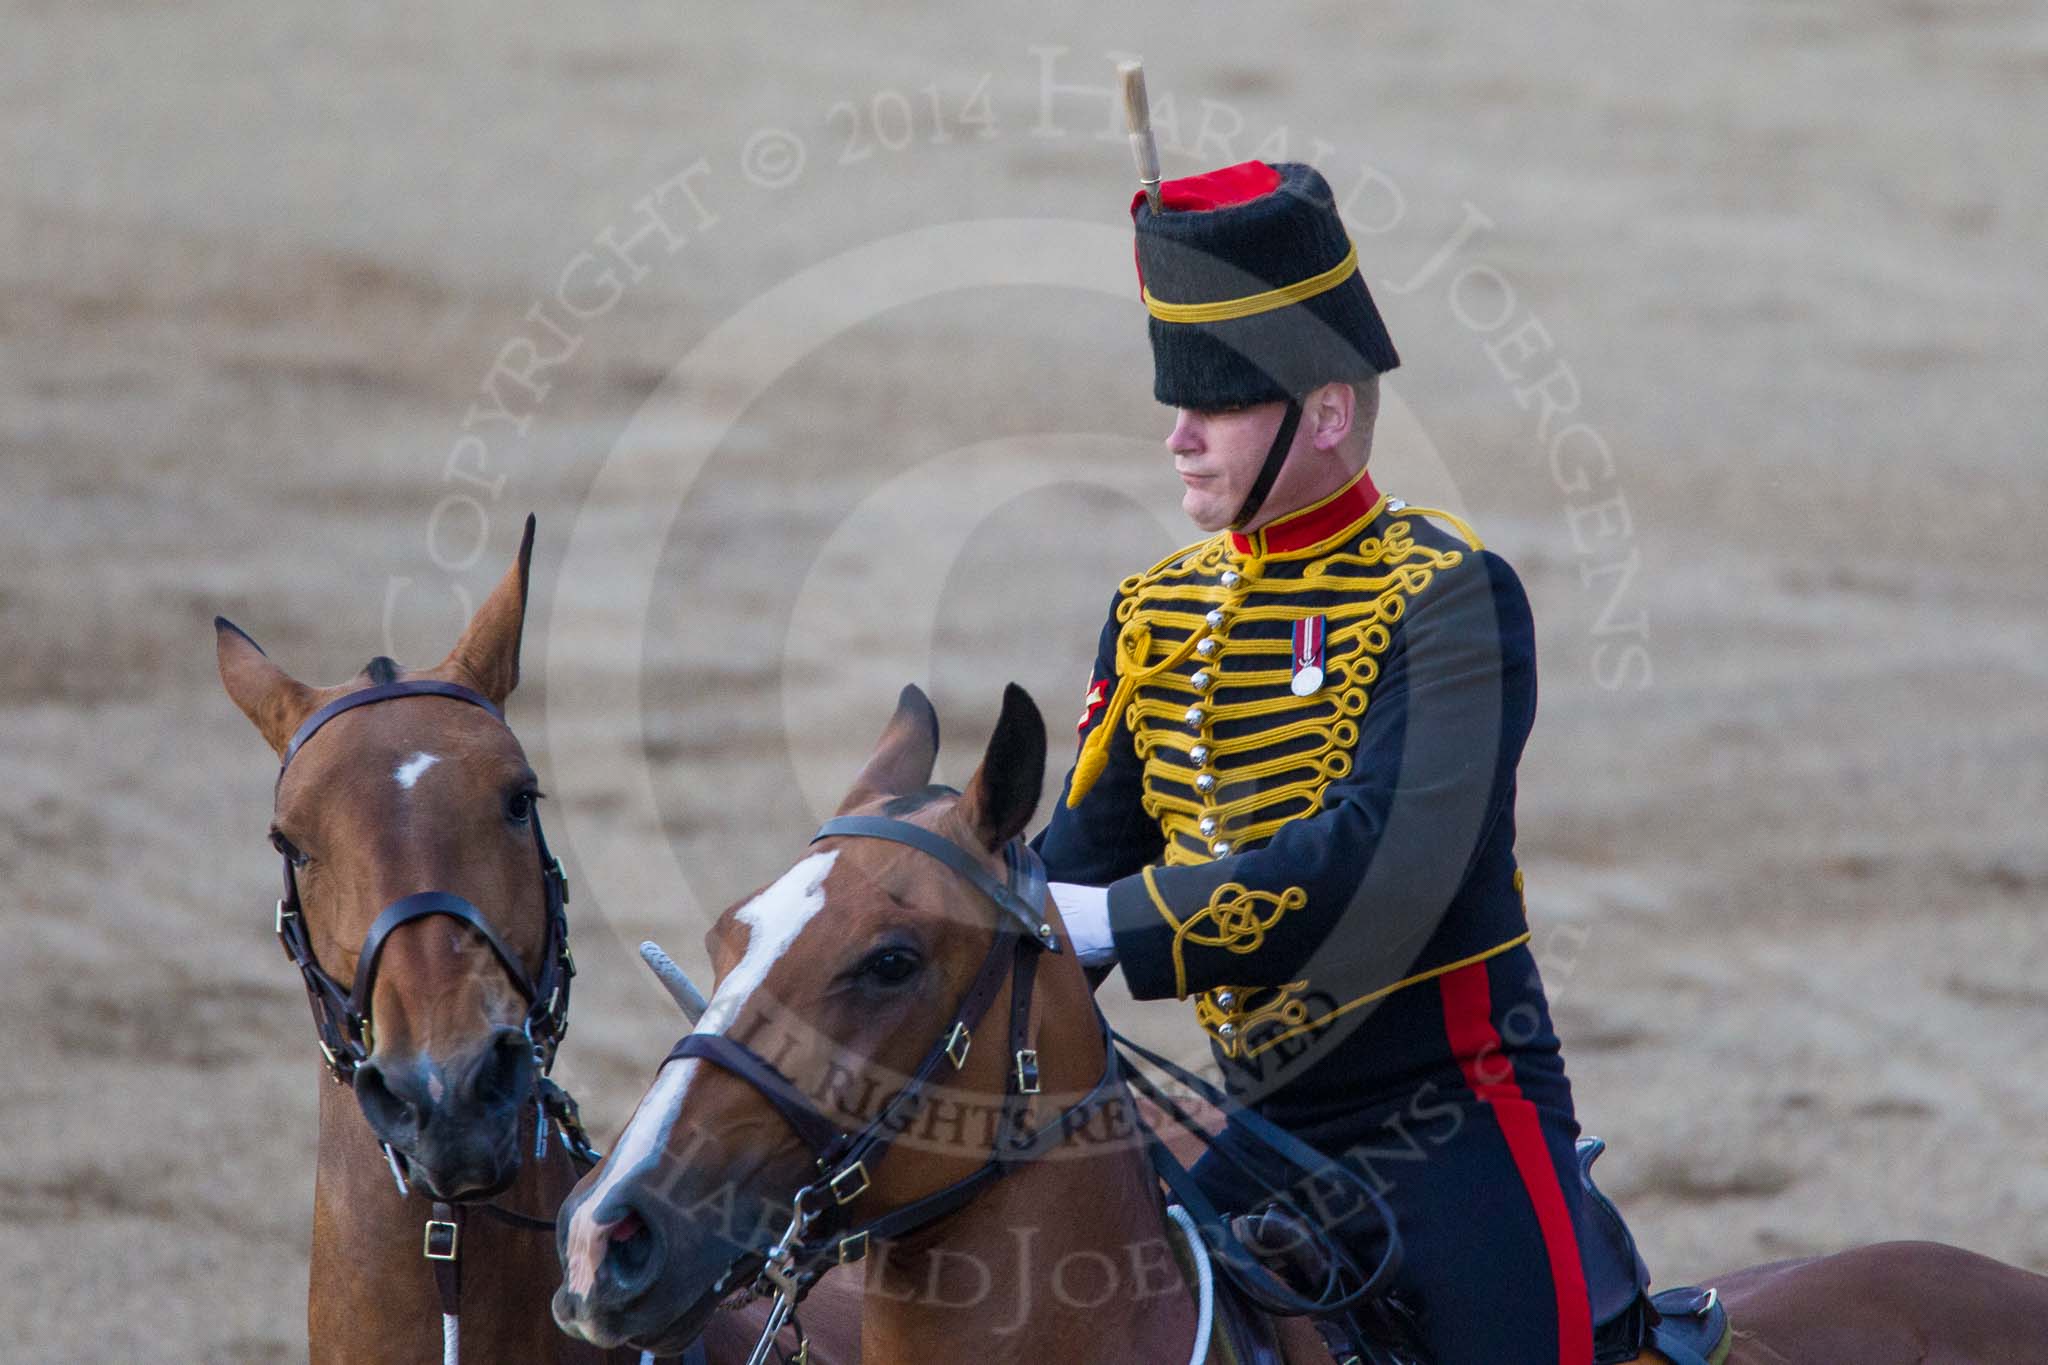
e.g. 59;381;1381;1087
857;1115;1203;1365
307;1081;605;1365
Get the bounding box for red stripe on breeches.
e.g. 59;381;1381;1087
1439;962;1594;1365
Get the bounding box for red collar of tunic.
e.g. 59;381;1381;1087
1228;468;1384;557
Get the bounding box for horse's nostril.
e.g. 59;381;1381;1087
471;1026;535;1106
355;1063;419;1138
604;1209;659;1294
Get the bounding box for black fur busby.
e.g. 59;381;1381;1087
1132;160;1399;408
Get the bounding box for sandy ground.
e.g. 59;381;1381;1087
4;2;2046;1360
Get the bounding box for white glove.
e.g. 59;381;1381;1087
1050;882;1117;967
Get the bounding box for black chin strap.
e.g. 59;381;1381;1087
1230;396;1304;531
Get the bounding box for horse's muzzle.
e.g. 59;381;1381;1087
554;1167;750;1352
354;1026;535;1197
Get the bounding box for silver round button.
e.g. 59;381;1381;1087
1196;637;1218;657
1205;609;1225;629
1189;744;1210;764
1195;773;1215;794
1215;991;1236;1009
1217;1022;1236;1038
1199;815;1218;837
1190;670;1212;690
1183;706;1204;727
1220;570;1241;588
1211;840;1233;856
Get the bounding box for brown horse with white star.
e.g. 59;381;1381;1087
217;518;859;1363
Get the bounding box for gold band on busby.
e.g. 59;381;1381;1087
1132;160;1399;409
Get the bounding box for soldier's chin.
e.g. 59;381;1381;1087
1181;485;1235;533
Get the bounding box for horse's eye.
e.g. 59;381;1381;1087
858;948;921;986
270;830;308;867
505;791;536;823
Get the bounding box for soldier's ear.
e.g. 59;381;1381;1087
436;514;535;706
958;684;1046;851
836;684;941;814
215;617;317;757
1307;380;1356;452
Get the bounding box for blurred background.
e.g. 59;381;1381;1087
4;3;2044;1358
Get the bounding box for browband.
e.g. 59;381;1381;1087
811;815;1058;952
283;679;503;772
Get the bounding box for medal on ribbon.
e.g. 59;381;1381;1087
1290;614;1327;696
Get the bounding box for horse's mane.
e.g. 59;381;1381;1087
363;656;400;685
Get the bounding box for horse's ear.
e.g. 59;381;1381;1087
958;683;1046;851
438;514;535;705
836;684;942;813
215;617;316;757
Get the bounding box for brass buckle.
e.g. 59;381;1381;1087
828;1161;869;1205
423;1219;460;1261
1014;1049;1041;1095
837;1230;869;1264
944;1022;972;1070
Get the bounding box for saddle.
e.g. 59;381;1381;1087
1577;1137;1729;1365
1198;1139;1730;1365
1161;1202;1426;1365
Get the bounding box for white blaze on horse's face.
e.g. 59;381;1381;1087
393;750;440;790
563;850;839;1296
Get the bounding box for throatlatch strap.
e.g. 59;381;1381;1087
1230;397;1304;530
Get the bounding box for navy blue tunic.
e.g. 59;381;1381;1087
1034;470;1594;1363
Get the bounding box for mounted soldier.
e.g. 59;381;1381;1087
1032;150;1595;1363
552;78;2048;1365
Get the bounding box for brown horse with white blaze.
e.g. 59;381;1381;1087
553;682;1282;1361
554;680;2048;1365
217;519;857;1364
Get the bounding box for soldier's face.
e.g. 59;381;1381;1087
1166;401;1295;532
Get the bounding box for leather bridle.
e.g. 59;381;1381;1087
270;679;576;1095
663;814;1126;1365
264;677;606;1363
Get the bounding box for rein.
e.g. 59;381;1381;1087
664;814;1139;1365
665;811;1407;1365
264;677;601;1364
